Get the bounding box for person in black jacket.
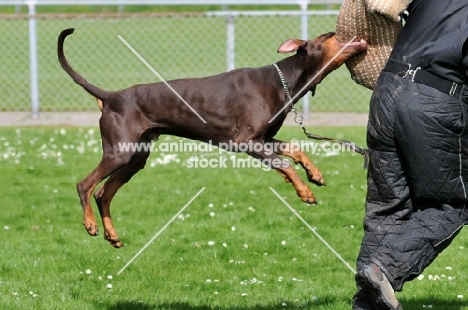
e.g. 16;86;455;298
353;1;468;309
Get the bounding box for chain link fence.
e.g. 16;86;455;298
0;11;371;113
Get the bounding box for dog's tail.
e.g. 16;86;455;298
57;28;110;111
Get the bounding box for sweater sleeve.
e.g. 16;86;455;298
365;0;412;22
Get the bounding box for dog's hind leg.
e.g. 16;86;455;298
93;148;150;248
77;154;131;237
77;115;145;238
270;139;325;186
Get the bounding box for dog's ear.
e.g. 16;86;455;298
277;39;307;53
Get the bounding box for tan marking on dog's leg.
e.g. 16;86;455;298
275;164;316;204
77;154;134;238
94;150;150;248
274;140;325;186
94;184;123;248
96;98;103;111
77;181;99;236
102;217;121;248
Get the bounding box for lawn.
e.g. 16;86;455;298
0;126;467;309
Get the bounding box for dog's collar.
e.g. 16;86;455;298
272;63;294;105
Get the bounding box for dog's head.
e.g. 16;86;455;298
277;32;367;88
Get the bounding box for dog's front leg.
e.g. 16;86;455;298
270;139;325;186
274;163;317;204
246;149;316;204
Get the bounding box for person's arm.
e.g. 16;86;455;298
365;0;412;22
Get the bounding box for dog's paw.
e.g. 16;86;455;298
306;168;326;187
309;175;326;187
303;196;317;205
297;187;317;205
105;232;123;248
83;222;99;236
110;239;124;248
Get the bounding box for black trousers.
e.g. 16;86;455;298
356;71;468;291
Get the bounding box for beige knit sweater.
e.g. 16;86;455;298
366;0;412;22
336;0;411;89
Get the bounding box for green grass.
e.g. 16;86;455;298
0;126;467;309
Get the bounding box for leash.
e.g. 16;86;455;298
273;63;369;170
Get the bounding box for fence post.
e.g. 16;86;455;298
27;0;39;118
118;0;124;14
299;0;309;119
226;13;235;71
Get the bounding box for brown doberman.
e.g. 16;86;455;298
57;28;366;248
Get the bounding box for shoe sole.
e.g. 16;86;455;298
356;267;402;310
